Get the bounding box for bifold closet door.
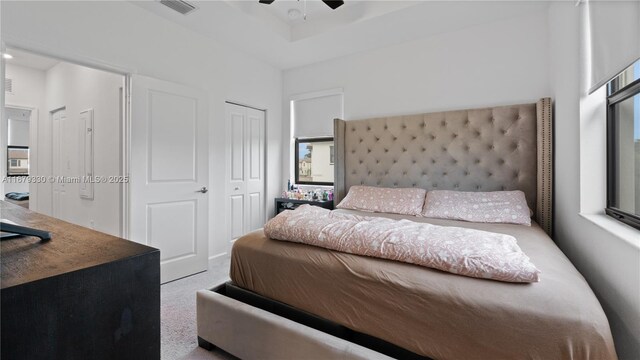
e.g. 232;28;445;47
225;103;265;248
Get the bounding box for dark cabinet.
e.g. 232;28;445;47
0;201;160;360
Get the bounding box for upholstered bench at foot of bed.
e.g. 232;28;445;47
196;284;392;360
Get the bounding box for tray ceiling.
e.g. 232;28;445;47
132;1;550;69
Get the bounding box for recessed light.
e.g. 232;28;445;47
288;8;301;19
2;53;13;59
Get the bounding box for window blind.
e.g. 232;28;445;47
586;0;640;94
293;94;343;138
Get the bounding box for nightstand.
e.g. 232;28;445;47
274;198;334;216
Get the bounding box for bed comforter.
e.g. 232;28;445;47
231;209;618;360
264;205;540;283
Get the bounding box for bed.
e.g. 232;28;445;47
198;98;618;359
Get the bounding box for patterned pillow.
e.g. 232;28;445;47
336;186;427;216
422;190;531;226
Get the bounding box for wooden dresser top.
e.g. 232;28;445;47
1;201;158;289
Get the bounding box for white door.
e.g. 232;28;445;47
225;103;265;247
130;75;208;283
51;108;70;220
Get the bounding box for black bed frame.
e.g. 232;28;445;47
198;281;431;360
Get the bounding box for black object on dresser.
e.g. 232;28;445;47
0;201;160;360
274;197;334;215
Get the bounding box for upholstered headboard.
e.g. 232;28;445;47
334;98;553;235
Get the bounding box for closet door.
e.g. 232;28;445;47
51;108;70;221
225;103;265;248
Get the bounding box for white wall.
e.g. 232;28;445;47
4;64;45;121
37;62;123;236
1;0;283;259
4;61;122;234
283;10;551;184
4;64;46;197
284;11;550;117
549;3;640;359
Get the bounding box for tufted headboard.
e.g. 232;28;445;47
333;98;553;235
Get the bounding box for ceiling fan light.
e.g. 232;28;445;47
322;0;344;10
259;0;344;10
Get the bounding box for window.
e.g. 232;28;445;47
295;137;334;185
6;146;29;176
290;89;343;186
606;59;640;230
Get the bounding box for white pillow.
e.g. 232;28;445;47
422;190;531;226
336;185;426;216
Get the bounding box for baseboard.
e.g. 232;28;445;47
208;252;228;263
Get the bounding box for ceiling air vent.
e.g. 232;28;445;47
160;0;197;15
5;78;13;93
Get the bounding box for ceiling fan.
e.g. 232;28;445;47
259;0;344;10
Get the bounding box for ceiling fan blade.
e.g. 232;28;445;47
259;0;275;4
322;1;344;10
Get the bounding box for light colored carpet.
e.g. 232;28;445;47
161;256;238;360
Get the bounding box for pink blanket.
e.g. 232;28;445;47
264;205;540;283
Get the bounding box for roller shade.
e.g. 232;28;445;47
586;0;640;93
293;94;343;138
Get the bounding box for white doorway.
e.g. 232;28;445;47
225;102;266;249
4;106;34;206
3;48;124;237
129;75;209;284
3;48;213;284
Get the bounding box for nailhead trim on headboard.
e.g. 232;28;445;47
536;98;553;236
333;98;553;236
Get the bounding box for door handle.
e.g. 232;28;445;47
234;187;240;191
197;186;208;194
